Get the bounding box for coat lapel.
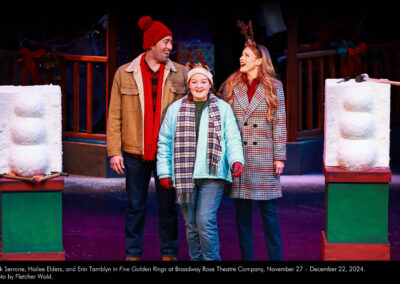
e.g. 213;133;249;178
244;84;265;122
234;85;249;111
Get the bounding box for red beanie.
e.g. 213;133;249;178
138;16;173;50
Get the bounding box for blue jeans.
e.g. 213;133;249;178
179;180;225;261
236;199;283;260
123;153;178;258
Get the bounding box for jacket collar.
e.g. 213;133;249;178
124;53;177;73
234;84;266;122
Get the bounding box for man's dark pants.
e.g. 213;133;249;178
123;152;178;258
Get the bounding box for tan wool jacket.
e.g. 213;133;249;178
107;53;188;157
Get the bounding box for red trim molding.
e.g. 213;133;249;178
321;231;390;261
323;166;392;183
0;251;65;261
0;177;64;192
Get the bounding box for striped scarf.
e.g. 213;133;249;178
174;93;222;204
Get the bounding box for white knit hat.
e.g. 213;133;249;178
187;67;213;85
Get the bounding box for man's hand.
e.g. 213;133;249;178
232;162;243;178
160;178;173;189
110;155;125;175
274;160;284;176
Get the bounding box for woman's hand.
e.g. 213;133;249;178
110;155;125;175
274;160;284;176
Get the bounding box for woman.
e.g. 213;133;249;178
157;62;244;261
220;22;287;261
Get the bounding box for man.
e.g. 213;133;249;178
107;15;188;261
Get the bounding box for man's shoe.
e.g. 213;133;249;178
126;256;141;261
162;256;177;261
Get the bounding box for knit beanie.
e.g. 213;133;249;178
187;67;213;85
138;16;173;50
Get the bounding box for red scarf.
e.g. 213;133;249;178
244;74;259;102
140;55;165;161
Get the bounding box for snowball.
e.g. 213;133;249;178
339;112;375;139
10;117;47;145
14;92;45;117
337;139;377;170
343;86;373;112
8;145;50;176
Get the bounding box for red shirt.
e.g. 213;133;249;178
243;75;259;103
144;60;161;112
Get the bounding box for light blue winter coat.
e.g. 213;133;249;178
157;95;244;185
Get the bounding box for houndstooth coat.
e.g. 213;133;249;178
229;79;287;200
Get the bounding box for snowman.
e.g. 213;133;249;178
0;85;62;177
324;78;390;171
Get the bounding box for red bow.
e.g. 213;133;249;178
18;47;45;85
348;42;367;57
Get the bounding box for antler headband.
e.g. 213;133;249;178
183;49;211;72
237;20;256;47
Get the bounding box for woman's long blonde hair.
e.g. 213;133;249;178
219;44;278;122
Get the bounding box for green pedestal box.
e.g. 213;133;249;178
0;177;65;260
1;191;63;253
325;182;389;244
